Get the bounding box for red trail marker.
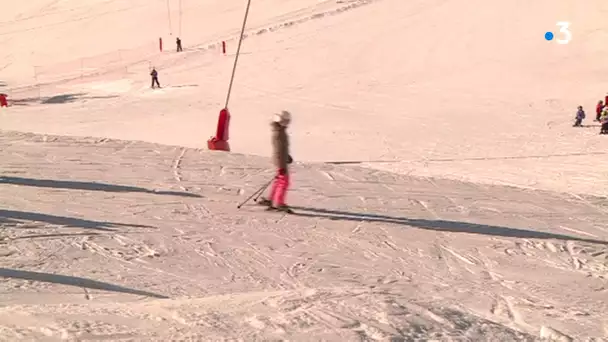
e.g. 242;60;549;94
0;94;8;107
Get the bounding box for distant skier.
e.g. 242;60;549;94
596;100;604;122
259;111;294;213
176;37;183;52
150;67;161;89
573;105;585;127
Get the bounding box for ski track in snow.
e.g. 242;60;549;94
0;131;607;340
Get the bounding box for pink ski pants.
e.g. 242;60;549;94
268;169;290;206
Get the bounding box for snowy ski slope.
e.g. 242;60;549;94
1;0;607;340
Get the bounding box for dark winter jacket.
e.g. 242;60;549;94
151;69;158;77
576;109;585;120
271;122;290;170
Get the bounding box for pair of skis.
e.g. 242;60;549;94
255;199;294;214
236;178;294;214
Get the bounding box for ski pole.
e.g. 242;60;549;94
252;178;274;201
253;181;270;202
237;178;273;209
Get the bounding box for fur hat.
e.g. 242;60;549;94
273;110;292;126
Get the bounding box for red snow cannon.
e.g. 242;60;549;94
207;108;231;152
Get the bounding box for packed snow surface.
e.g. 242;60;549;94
1;0;607;340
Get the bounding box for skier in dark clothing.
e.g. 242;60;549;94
176;37;183;52
150;67;161;88
258;110;294;213
573;106;585;127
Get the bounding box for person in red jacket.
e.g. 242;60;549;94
596;100;604;122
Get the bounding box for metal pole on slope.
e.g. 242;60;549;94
179;0;182;37
224;0;252;109
34;66;41;100
166;0;173;35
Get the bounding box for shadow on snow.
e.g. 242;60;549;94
10;232;104;240
0;176;201;198
9;92;118;106
290;206;608;245
325;151;608;165
168;84;199;88
0;209;152;231
0;268;168;299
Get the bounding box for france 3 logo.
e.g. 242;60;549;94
545;22;572;44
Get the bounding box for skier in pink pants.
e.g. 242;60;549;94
259;110;293;213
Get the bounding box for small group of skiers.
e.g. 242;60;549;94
149;34;294;209
574;97;608;134
148;38;184;89
596;100;608;134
